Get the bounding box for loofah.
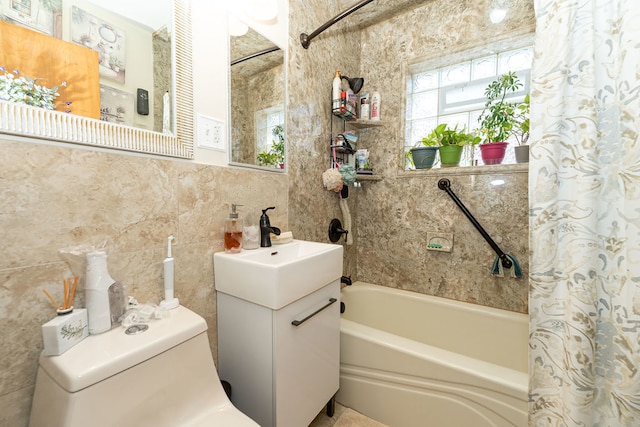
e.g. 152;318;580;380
322;168;343;192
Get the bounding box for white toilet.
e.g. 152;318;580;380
29;306;259;427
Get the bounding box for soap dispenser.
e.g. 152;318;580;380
224;204;243;253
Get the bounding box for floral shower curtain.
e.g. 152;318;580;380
529;0;640;425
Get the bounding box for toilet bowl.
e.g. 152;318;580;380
29;306;258;427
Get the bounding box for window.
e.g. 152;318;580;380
255;104;285;168
405;46;533;168
255;104;284;154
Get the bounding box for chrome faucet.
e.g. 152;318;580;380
260;207;281;247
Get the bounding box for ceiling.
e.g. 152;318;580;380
230;28;283;78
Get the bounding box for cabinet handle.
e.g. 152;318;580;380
291;298;337;326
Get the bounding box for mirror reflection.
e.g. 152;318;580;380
229;27;285;170
0;0;172;134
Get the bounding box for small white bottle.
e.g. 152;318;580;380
371;91;381;121
332;70;341;111
360;93;370;120
85;251;116;334
160;235;179;310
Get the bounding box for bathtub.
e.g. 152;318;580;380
337;282;528;427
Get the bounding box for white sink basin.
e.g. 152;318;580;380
214;240;343;309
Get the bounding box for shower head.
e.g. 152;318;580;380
341;76;364;94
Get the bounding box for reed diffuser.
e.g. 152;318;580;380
42;276;78;313
41;276;88;355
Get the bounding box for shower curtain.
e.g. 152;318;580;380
529;0;640;425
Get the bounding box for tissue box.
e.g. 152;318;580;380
42;308;89;356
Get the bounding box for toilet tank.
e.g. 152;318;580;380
29;306;230;427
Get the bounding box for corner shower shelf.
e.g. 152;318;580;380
329;94;385;185
355;173;382;182
348;119;386;129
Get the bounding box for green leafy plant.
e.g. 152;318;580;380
405;149;416;168
421;123;480;147
512;93;530;145
0;66;64;111
477;71;522;143
257;124;285;168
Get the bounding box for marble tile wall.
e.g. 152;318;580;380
287;0;362;275
352;0;535;313
288;0;534;313
0;138;288;426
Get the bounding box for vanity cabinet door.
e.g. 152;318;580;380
273;280;340;427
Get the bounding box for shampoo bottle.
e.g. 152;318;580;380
360;93;370;120
224;204;243;253
371;91;381;121
332;70;341;111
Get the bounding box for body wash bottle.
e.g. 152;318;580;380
332;70;341;111
224;204;243;253
371;91;381;120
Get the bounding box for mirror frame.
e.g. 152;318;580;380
0;0;194;159
227;25;286;173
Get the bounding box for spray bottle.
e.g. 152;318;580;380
160;235;179;310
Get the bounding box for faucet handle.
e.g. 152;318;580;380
261;206;275;215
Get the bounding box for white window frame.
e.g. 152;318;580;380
405;45;533;169
255;104;284;154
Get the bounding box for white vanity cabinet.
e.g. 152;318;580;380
217;280;340;427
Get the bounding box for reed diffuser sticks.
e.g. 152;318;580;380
42;276;78;310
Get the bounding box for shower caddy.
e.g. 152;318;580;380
329;94;383;180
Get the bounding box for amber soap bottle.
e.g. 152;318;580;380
224;204;243;253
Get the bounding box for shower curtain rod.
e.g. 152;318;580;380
231;46;281;66
300;0;375;49
437;178;513;269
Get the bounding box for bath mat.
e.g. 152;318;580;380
333;408;388;427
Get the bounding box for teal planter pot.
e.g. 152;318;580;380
410;146;438;169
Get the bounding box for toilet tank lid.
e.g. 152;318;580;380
38;305;208;393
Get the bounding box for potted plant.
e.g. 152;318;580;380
0;66;61;110
512;93;530;163
430;123;479;167
477;71;522;165
408;124;479;169
257;124;285;168
409;131;439;170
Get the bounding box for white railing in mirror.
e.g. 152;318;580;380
0;100;192;158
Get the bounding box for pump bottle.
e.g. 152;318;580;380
332;70;341;111
224;204;243;253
